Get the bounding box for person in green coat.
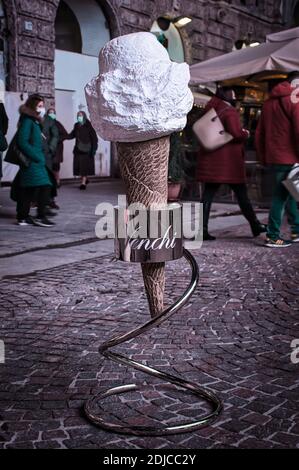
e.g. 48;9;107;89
16;94;54;227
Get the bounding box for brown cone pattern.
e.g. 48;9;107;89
117;136;170;318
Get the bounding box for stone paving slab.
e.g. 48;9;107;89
0;240;114;279
0;223;298;449
0;181;122;257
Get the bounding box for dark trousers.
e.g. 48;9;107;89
17;186;51;220
202;183;260;234
267;165;299;239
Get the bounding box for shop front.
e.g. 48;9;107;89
188;27;299;205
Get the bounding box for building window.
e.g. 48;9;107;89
55;0;82;53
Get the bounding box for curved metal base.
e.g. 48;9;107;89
84;249;223;436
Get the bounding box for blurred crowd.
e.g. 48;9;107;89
0;94;98;227
174;72;299;248
0;72;299;248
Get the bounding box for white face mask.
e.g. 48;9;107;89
37;107;46;118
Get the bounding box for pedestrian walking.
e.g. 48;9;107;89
67;111;98;190
13;94;54;227
255;72;299;248
196;86;266;241
42;108;59;172
50;111;68;188
42;108;59;212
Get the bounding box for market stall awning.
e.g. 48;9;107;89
190;27;299;85
266;27;299;43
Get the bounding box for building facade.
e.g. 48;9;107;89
0;0;293;180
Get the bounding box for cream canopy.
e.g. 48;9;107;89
190;27;299;85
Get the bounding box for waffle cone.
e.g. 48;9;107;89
117;136;170;318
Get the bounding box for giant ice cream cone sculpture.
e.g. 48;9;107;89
85;32;193;317
117;136;169;317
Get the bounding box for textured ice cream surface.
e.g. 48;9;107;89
85;32;194;143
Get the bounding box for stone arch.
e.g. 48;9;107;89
53;0;121;39
95;0;121;39
178;27;193;65
55;1;83;53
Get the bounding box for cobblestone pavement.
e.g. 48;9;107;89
0;224;298;449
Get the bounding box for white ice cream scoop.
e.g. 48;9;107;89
85;32;194;143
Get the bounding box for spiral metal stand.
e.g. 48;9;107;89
84;249;222;436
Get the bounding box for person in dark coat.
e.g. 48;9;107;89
15;94;54;227
48;109;68;187
40;108;60;211
0;102;9;180
196;87;266;241
42;109;59;172
67;111;98;190
255;73;299;248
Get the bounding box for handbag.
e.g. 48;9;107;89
192;107;233;151
282;164;299;202
77;139;92;153
0;130;8;152
4;134;31;168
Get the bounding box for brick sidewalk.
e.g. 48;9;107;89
0;225;298;449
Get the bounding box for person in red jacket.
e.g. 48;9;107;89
196;86;266;241
255;72;299;248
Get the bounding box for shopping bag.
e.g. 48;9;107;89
282;164;299;202
192;107;233;152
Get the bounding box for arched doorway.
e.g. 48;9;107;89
55;1;82;53
54;0;111;179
